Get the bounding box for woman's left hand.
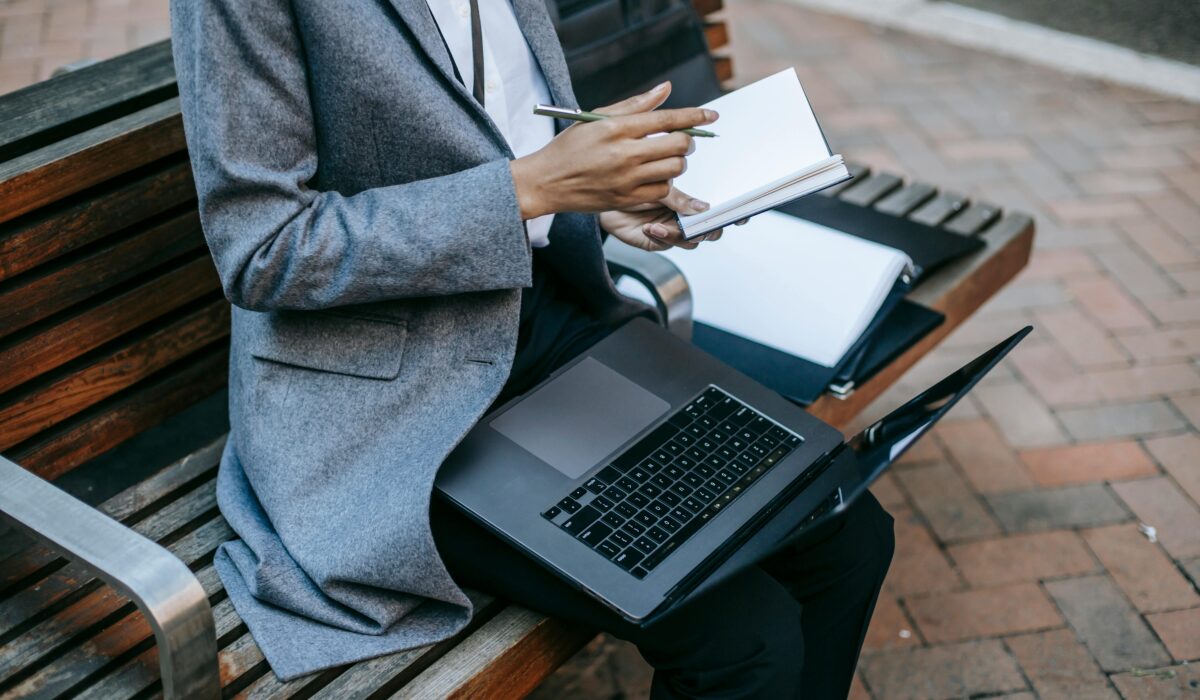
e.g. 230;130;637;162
599;187;726;251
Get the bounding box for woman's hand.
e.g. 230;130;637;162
599;187;725;251
509;82;717;218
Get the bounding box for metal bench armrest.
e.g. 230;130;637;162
603;238;694;341
0;456;220;699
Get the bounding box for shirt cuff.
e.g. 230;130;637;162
525;213;555;248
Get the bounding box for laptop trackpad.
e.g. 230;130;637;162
490;357;671;479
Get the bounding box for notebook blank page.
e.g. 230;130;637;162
673;68;832;208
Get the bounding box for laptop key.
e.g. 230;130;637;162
602;512;624;529
592;496;615;511
717;469;737;485
597;540;621;559
583;479;606;495
603;485;627;501
676;433;695;446
647;526;669;543
664;441;684;456
610;529;633;547
618;477;639;492
675;456;695;470
628;492;651;509
628;467;651;483
570;487;588;500
639;483;663;499
665;464;685;479
646;501;669;518
615;502;638;518
659;516;681;532
670;483;693;498
660;491;682;507
613;548;644;571
622;520;646;536
683;473;704;488
695;464;715;478
631;566;649;579
682;496;704;513
670;507;693;523
635;511;658;527
694;487;718;503
542;506;561;520
652;474;673;489
705;478;725;493
579;522;612;547
561;506;600;535
558;497;581;514
597;466;623;484
633;537;657;554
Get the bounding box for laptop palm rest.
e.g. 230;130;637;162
490;357;670;479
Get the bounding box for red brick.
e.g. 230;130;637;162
884;505;963;596
1111;477;1200;560
973;381;1070;449
895;462;1001;543
869;471;907;510
906;582;1063;643
848;673;871;700
1146;608;1200;662
1019;441;1158;486
1144;433;1200;505
1019;248;1098;280
1033;307;1127;367
1005;628;1118;700
1066;275;1155;331
859;640;1027;700
862;593;919;652
1008;342;1104;407
1082;524;1200;613
893;431;944;466
947;531;1096;586
1110;663;1200;700
934;419;1035;494
1117;327;1200;361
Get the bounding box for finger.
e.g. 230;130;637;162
659;186;710;216
644;222;699;250
631;157;686;186
706;229;723;241
734;218;750;226
633;132;693;161
621;107;718;138
594;81;672;117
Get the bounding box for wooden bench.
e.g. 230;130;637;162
0;39;1032;700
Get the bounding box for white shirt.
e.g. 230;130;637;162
425;0;556;247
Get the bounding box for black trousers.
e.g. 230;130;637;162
432;261;895;699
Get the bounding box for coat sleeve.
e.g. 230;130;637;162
170;0;533;311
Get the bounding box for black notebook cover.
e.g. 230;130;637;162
692;299;944;406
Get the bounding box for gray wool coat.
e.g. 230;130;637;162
170;0;645;680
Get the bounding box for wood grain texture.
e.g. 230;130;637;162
874;182;936;217
908;190;967;227
10;346;229;480
0;300;230;451
0;99;185;225
0;210;205;337
703;22;729;50
713;56;733;83
0;255;220;395
394;606;596;700
0;159;196;283
839;172;902;207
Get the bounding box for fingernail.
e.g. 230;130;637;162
690;199;710;212
645;224;668;239
702;109;718;122
653;81;669;93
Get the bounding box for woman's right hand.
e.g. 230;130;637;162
509;81;718;219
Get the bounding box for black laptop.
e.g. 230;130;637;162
436;318;1029;624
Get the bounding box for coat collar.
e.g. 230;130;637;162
382;0;578;151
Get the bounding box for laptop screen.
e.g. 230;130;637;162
846;326;1032;487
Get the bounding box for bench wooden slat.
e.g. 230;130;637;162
0;159;194;284
838;172;902;208
818;163;869;197
394;606;594;700
873;182;936;217
690;0;723;17
907;190;967;227
11;347;228;480
0;42;176;161
0;254;220;396
0;99;184;226
703;22;729;50
943;201;1001;236
0;300;230;451
0;210;204;337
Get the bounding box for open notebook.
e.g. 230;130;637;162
620;211;914;368
674;68;849;238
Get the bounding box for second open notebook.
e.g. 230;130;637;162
673;67;849;238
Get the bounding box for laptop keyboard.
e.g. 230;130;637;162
541;386;803;579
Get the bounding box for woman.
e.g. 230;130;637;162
171;0;893;695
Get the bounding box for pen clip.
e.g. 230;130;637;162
533;104;583;118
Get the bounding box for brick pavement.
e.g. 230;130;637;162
2;0;1198;697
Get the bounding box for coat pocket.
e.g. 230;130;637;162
249;311;408;380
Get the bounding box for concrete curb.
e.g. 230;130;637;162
774;0;1200;103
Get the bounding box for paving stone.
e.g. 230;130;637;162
1057;400;1188;442
1144;433;1200;506
974;381;1070;448
986;484;1130;533
1045;574;1171;672
1018;441;1158;487
895;462;1001;543
1066;275;1156;331
1090;363;1200;402
893;431;945;466
1046;197;1145;224
1110;663;1200;700
1111;477;1200;559
848;673;871;700
884;505;963;596
859;640;1027;700
1082;524;1200;614
863;593;920;652
1092;241;1181;299
1019;248;1099;280
869;471;907;510
947;531;1097;587
1170;394;1200;432
907;582;1062;644
1146;608;1200;662
1033;306;1128;368
1005;628;1118;700
1144;296;1200;324
1008;341;1106;407
1183;558;1200;589
1119;218;1200;269
1117;327;1200;361
935;419;1035;493
1139;190;1200;245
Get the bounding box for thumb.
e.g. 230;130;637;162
594;81;672;117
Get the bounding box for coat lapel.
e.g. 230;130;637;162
508;0;579;109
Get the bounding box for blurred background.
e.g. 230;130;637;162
1;0;1197;698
